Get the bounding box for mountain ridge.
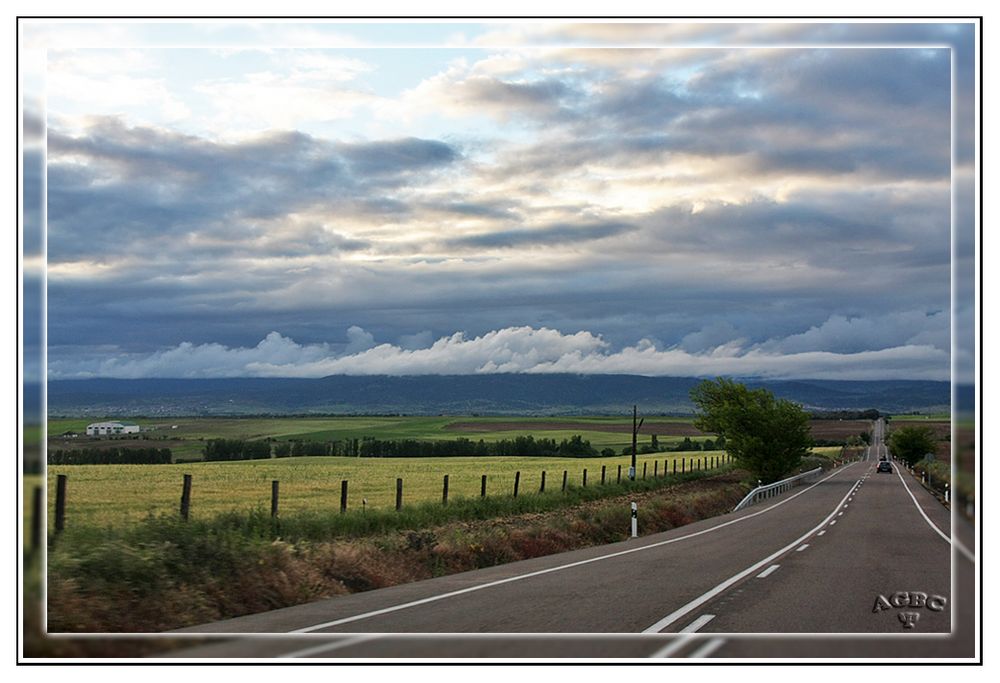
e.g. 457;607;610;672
45;374;959;417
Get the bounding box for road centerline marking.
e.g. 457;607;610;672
290;465;859;634
641;480;858;633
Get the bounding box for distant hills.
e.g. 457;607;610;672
44;374;961;417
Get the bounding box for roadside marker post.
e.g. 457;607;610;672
631;502;638;538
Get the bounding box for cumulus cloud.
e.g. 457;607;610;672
47;325;949;381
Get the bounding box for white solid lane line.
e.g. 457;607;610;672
756;564;780;578
893;463;975;564
649;615;717;657
649;637;695;658
680;614;716;633
688;638;727;658
291;465;858;633
280;635;380;658
641;480;859;633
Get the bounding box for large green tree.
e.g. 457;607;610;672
889;426;937;466
690;378;813;483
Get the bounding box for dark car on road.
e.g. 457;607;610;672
877;461;893;473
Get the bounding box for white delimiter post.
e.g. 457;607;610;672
631;502;638;538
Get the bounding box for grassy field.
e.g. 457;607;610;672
44;451;736;528
38;445;845;530
38;414;849;530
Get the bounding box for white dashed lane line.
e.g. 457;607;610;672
756;564;780;578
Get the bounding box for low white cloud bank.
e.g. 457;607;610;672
49;323;951;381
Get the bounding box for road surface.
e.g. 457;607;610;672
165;419;977;660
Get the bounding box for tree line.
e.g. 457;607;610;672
204;434;602;460
48;447;173;465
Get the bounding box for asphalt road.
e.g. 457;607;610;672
166;419;977;660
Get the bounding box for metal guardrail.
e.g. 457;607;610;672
732;467;824;512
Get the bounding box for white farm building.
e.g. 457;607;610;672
86;421;140;436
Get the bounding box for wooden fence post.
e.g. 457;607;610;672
514;471;520;497
396;478;403;510
654;461;658;478
55;474;68;533
682;458;686;473
562;470;568;492
601;465;606;485
481;474;487;497
617;464;622;483
179;473;192;521
340;480;348;513
31;485;42;553
642;462;647;480
672;459;677;475
443;474;449;505
540;471;546;493
583;469;587;487
271;480;279;518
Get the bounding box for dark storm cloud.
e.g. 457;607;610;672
446;221;636;249
337;137;459;176
471;47;950;186
46;120;461;261
43;29;966;381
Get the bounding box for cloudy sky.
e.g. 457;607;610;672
22;20;977;381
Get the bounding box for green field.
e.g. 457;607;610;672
889;413;951;422
37;414;846;530
46;415;712;462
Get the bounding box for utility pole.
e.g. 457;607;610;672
630;405;643;481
